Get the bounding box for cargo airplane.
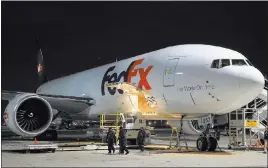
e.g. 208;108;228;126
2;44;265;151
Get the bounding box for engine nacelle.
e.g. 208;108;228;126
167;120;204;135
3;93;53;137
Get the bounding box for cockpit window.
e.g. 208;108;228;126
211;59;220;68
232;59;247;66
246;60;253;66
221;59;230;68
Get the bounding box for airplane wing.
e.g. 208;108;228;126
2;90;25;101
2;90;95;113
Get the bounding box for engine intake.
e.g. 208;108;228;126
4;93;53;137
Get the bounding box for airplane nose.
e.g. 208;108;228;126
216;66;265;114
239;67;265;97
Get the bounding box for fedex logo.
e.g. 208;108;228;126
101;58;153;96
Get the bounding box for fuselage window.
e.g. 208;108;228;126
246;60;253;66
232;59;247;66
220;59;230;68
211;59;220;68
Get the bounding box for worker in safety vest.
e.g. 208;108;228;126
118;126;129;155
106;128;116;154
137;127;146;152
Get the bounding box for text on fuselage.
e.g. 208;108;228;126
178;84;215;92
101;58;153;96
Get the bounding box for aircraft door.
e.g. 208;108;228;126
163;58;180;87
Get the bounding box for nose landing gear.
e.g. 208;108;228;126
196;125;220;152
196;136;218;151
175;114;220;152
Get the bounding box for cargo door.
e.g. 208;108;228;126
163;58;180;87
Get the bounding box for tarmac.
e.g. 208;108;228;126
2;148;267;167
2;135;268;167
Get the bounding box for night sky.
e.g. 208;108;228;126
2;1;268;93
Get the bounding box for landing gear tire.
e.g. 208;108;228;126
196;137;208;151
207;137;217;151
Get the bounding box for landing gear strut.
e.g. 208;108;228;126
196;124;220;152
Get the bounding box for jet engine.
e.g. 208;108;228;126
3;93;53;137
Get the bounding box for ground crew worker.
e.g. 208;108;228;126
106;128;116;154
137;127;146;152
118;126;129;155
264;127;268;153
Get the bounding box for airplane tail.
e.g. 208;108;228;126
36;36;49;86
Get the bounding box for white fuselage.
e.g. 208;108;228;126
36;44;265;120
